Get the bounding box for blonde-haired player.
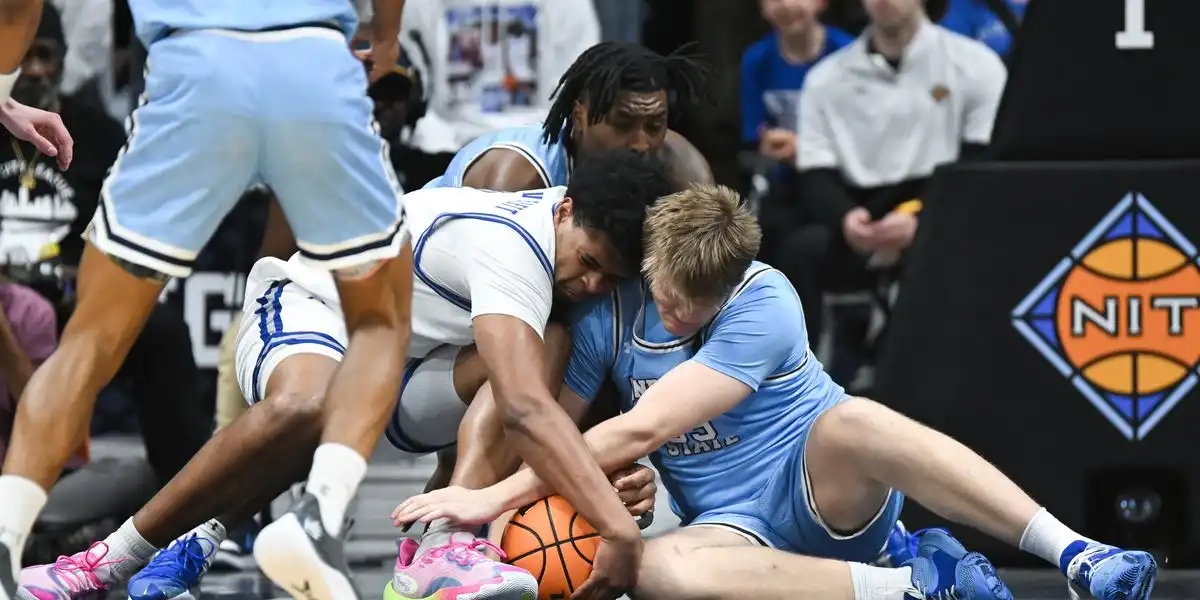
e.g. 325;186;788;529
395;184;1157;600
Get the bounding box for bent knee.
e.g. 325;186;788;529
633;536;706;600
814;397;892;452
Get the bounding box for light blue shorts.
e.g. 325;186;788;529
88;26;407;278
687;424;905;562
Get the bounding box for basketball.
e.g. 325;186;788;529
500;495;600;600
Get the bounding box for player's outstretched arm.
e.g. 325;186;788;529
473;315;637;539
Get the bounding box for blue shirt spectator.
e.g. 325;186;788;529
741;0;853;166
939;0;1026;56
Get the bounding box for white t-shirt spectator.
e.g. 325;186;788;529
796;19;1006;188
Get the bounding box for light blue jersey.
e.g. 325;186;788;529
128;0;359;46
565;262;903;559
424;125;571;190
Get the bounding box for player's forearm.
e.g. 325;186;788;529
371;0;404;42
500;399;635;540
493;415;658;512
0;0;41;74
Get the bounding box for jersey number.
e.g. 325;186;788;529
1116;0;1154;50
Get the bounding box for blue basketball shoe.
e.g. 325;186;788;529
875;520;920;568
126;534;216;600
1062;541;1156;600
904;529;1013;600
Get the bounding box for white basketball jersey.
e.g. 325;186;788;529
244;186;562;358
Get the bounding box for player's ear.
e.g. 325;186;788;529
571;101;588;132
557;196;575;223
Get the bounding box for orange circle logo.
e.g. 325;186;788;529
1013;194;1200;440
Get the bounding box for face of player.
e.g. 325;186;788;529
863;0;924;29
760;0;826;36
572;90;669;160
650;280;723;337
551;199;629;301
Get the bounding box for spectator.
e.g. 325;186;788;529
0;4;210;486
788;0;1006;351
741;0;853;166
939;0;1026;56
399;0;600;187
0;279;60;468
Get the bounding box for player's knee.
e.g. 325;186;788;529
633;536;704;600
259;385;326;438
815;397;890;453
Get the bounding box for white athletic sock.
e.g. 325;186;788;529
305;443;367;537
97;518;161;583
0;475;48;575
1018;507;1094;573
848;562;914;600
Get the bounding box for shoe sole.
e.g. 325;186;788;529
382;572;538;600
253;514;358;600
1067;553;1157;600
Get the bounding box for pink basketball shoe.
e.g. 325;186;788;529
17;542;122;599
383;532;537;600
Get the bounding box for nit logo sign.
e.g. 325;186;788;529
1012;193;1200;440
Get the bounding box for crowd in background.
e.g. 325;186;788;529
0;0;1025;565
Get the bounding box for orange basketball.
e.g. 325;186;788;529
500;495;600;600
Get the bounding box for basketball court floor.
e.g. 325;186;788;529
83;439;1199;600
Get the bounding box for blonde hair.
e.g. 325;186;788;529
642;184;762;303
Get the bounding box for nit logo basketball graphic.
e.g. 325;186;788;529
1012;193;1200;440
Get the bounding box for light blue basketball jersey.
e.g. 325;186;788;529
128;0;359;46
424;125;571;190
565;262;846;524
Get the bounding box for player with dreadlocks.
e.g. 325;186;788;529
425;41;716;192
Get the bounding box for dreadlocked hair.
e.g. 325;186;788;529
541;42;713;145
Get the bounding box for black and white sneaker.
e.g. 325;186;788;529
253;493;358;600
0;535;18;600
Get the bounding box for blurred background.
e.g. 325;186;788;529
2;0;1200;590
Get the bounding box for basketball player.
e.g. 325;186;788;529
0;1;414;599
394;185;1159;600
0;0;73;167
423;41;715;193
15;150;669;600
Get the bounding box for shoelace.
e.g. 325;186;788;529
137;534;217;580
929;585;958;600
50;542;124;593
431;539;508;568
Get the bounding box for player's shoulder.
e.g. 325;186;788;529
722;262;799;311
568;286;624;336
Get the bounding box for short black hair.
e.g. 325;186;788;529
566;149;673;274
542;42;713;145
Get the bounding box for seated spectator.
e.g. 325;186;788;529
939;0;1026;56
788;0;1006;358
741;0;853;168
0;280;60;468
0;4;210;487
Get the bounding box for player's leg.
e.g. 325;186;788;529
248;29;411;600
0;31;258;599
806;397;1156;600
635;525;857;600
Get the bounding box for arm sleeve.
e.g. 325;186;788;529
468;227;555;337
740;46;767;145
961;49;1008;145
563;296;616;403
692;275;806;391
